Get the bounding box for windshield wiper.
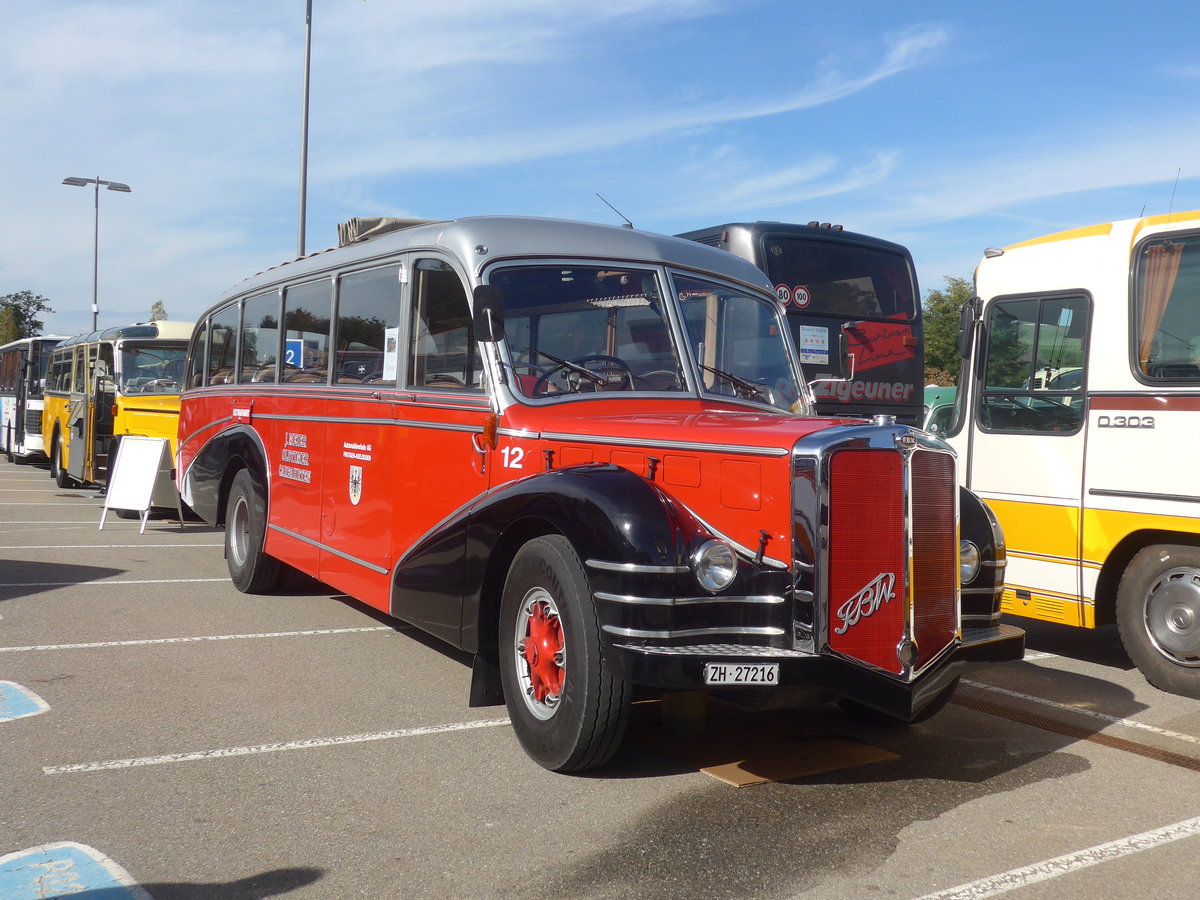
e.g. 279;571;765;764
698;364;770;402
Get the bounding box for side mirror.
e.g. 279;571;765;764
957;299;978;358
835;323;856;380
473;285;505;343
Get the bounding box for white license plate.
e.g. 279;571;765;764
703;663;779;686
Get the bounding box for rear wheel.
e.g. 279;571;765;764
224;468;283;593
1117;545;1200;699
499;535;631;771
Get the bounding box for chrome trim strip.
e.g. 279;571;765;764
268;524;389;575
539;431;789;457
586;559;689;574
594;592;784;606
1089;488;1200;505
601;624;785;639
248;412;486;434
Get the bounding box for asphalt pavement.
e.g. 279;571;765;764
2;460;1199;899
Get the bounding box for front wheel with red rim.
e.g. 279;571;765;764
499;535;631;771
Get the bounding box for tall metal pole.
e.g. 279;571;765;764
91;178;100;331
63;176;132;332
297;0;313;258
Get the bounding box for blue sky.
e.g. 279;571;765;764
4;0;1200;336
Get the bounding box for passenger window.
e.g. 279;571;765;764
207;304;240;385
282;279;332;383
335;266;401;387
980;295;1088;434
240;292;281;384
1134;236;1200;380
408;259;480;391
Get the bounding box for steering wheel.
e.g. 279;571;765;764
532;355;635;395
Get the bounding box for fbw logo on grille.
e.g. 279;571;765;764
834;573;896;634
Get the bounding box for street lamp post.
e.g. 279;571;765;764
62;176;132;332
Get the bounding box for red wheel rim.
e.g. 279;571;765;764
515;588;565;720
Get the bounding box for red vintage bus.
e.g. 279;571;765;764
178;216;1022;771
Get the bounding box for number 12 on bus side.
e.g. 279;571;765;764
703;663;779;685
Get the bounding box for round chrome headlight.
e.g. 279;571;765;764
960;539;981;585
694;540;737;592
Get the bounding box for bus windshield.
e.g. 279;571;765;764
761;236;916;321
492;264;800;411
120;342;187;394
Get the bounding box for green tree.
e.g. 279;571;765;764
922;276;973;386
0;306;18;345
0;290;55;339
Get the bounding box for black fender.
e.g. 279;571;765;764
959;486;1005;623
179;424;270;525
390;464;700;704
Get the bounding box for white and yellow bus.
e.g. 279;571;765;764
948;211;1200;697
42;320;193;488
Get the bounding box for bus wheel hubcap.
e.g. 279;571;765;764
1146;566;1200;665
514;588;565;721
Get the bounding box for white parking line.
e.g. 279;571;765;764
963;680;1200;747
911;814;1200;900
0;626;392;653
0;543;223;550
0;577;230;588
43;718;512;773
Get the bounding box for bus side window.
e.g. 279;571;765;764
240;291;281;384
207;304;240;386
408;259;479;391
283;279;332;383
1135;237;1200;380
335;265;401;386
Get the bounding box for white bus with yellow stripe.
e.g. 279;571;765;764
948;210;1200;697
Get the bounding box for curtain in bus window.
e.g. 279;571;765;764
283;280;332;383
408;260;479;391
1135;241;1197;378
335;266;401;387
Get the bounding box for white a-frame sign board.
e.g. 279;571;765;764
99;436;184;533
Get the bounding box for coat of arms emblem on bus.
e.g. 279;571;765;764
348;466;362;506
835;572;897;634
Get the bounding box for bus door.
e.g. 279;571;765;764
320;256;490;643
92;344;116;479
964;293;1091;625
13;348;28;450
66;344;97;482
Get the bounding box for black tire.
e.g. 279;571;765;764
224;468;283;594
838;677;960;727
499;535;631;771
50;436;73;488
1116;545;1200;699
13;453;30;466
